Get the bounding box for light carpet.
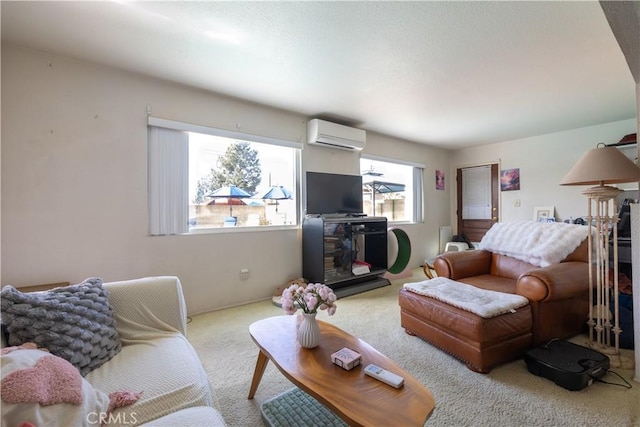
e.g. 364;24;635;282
187;270;639;426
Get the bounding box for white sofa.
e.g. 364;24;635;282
2;276;226;426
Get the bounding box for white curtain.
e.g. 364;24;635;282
148;126;189;235
413;167;424;222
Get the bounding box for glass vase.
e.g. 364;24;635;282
297;312;320;349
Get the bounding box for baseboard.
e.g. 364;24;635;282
382;268;413;280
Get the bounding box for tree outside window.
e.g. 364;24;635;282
194;142;261;204
189;132;297;228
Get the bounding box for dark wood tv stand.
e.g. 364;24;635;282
302;215;390;297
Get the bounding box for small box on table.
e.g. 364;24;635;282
331;347;362;370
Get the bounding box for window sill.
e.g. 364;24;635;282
186;224;299;235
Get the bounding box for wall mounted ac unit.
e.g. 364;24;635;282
307;119;366;151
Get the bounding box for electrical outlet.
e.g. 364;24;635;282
240;269;249;280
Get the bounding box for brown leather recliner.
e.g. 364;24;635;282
432;239;590;346
399;239;590;372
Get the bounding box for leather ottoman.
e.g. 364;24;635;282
399;288;533;373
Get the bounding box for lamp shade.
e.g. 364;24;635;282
560;146;640;186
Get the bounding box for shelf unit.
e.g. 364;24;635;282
302;215;390;297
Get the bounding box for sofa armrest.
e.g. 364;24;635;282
434;250;492;280
516;262;589;302
104;276;188;341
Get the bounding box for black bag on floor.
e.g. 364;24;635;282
524;339;609;391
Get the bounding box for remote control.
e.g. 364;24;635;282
364;364;404;388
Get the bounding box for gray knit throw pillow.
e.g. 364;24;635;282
0;277;122;376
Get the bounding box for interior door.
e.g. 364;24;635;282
456;164;499;243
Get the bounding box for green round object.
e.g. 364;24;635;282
388;228;411;274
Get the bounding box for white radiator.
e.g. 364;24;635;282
439;226;452;254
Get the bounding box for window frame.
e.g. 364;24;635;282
360;154;424;224
148;117;302;234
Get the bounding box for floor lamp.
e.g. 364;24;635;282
561;144;640;368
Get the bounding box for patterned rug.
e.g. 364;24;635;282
261;387;347;427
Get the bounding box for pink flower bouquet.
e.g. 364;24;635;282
281;283;337;316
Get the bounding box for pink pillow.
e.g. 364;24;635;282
1;347;140;426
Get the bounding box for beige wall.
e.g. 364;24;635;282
1;44;636;315
1;44;450;314
450;118;637;231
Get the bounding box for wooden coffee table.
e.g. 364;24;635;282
248;315;435;426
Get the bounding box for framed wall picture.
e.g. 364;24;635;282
435;170;445;190
533;206;555;222
500;168;520;191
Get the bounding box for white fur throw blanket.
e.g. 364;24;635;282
404;277;529;318
477;220;590;267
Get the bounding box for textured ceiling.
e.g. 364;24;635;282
1;1;636;149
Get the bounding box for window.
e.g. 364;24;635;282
189;133;298;229
148;118;300;235
360;156;423;223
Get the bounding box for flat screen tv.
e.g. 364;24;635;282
306;171;364;215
